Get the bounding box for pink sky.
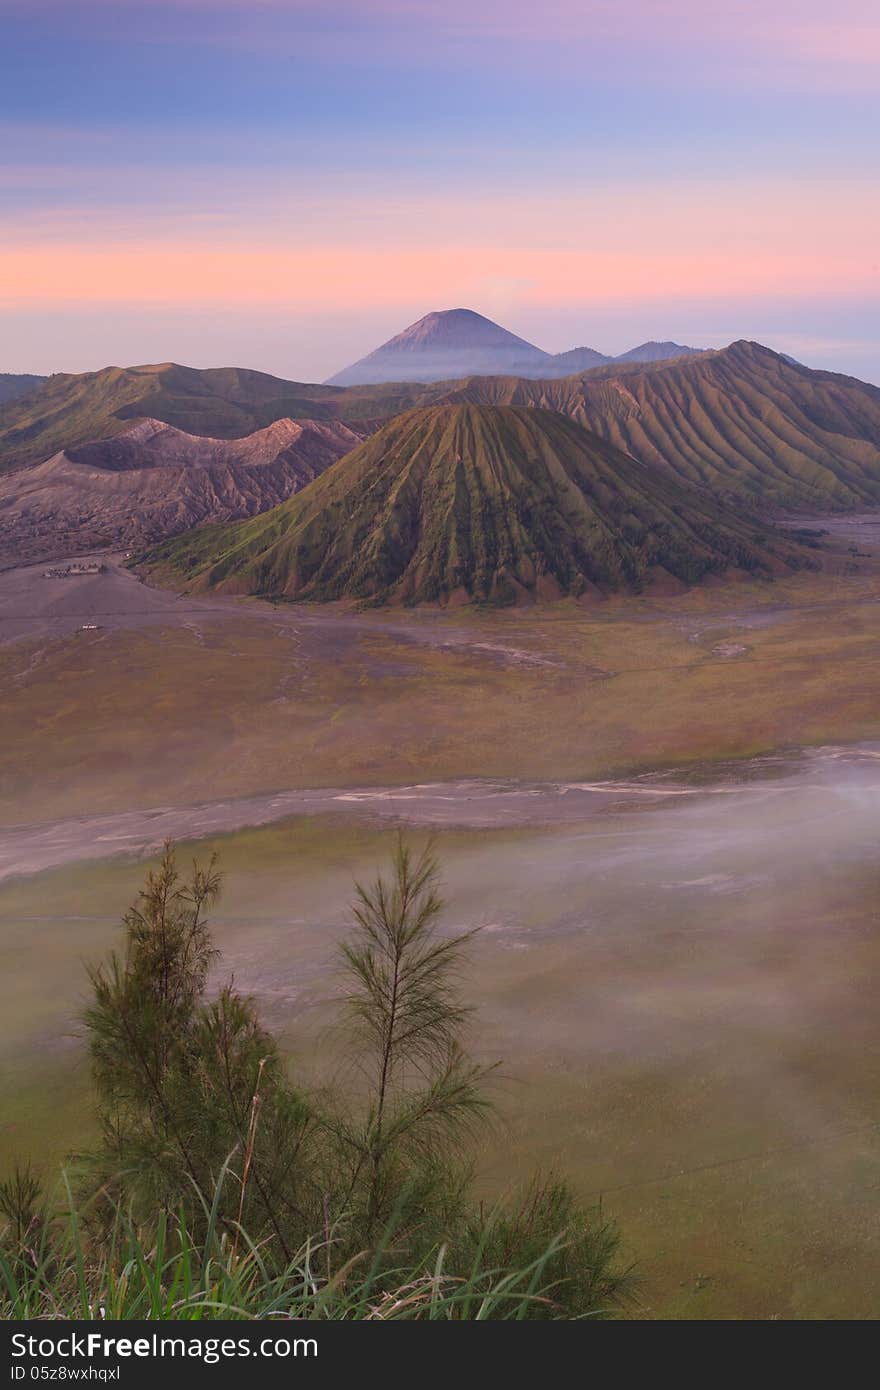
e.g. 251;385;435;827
2;0;878;379
4;177;877;310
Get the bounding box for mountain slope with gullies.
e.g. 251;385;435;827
9;341;880;532
143;404;809;606
0;416;362;566
0;362;420;475
438;342;880;510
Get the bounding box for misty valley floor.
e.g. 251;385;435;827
4;551;880;1317
6;772;880;1320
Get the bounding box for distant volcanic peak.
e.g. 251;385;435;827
377;308;544;355
548;346;611;370
325;308;551;386
326;310;723;387
615;341;703;363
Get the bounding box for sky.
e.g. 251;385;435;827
1;0;879;384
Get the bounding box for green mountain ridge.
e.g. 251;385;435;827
0;363;424;474
143;404;809;606
6;342;880;516
440;342;880;509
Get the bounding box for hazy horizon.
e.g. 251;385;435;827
4;308;880;390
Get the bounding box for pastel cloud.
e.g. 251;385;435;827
3;169;877;329
5;0;878;87
1;244;870;312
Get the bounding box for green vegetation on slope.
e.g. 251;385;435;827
442;342;880;510
7;343;880;517
144;404;807;604
0;363;427;473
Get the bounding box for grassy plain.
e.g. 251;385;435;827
3;565;880;829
